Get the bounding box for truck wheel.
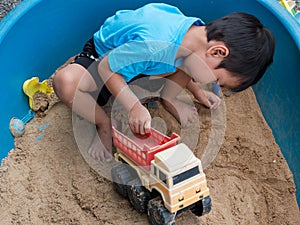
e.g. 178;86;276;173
127;178;151;213
148;197;176;225
111;164;133;198
191;196;212;216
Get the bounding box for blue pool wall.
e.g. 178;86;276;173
0;0;299;206
252;1;300;208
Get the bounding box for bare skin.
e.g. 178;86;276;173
53;25;241;162
53;63;113;162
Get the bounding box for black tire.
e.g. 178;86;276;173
127;178;151;213
111;164;133;198
191;196;212;216
147;197;176;225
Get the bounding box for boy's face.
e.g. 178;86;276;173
213;68;241;90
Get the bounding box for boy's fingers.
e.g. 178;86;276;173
206;100;212;108
207;94;221;109
144;119;151;134
137;122;144;135
129;121;137;134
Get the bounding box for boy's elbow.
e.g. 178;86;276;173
98;57;112;82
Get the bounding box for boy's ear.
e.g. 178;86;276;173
207;44;229;58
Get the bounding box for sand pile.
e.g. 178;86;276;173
0;83;299;224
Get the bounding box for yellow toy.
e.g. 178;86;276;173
279;0;297;15
22;77;54;109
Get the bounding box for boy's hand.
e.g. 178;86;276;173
129;102;151;135
202;90;222;109
194;89;221;110
185;78;221;110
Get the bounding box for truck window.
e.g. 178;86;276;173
159;170;167;185
173;166;200;185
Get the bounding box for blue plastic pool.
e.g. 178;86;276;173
0;0;299;206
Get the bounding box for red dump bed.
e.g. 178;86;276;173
112;127;180;169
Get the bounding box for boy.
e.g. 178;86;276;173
53;3;275;162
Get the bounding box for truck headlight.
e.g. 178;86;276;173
178;196;184;201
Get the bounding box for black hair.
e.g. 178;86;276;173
205;12;275;92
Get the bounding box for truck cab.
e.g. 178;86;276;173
149;143;210;213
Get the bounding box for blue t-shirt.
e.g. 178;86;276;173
93;3;204;82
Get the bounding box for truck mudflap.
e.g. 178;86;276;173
190;196;212;216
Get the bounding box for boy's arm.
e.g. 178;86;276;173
98;56;151;135
160;69;221;126
186;79;221;109
177;53;222;109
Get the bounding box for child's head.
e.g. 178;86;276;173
206;12;275;92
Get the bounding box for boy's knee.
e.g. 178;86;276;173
53;69;76;104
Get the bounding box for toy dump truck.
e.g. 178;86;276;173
111;126;211;225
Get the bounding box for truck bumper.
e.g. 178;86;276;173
166;188;210;213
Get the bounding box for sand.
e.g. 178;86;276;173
1;1;300;224
0;76;299;225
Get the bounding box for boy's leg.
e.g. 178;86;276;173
53;63;113;162
160;69;198;126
